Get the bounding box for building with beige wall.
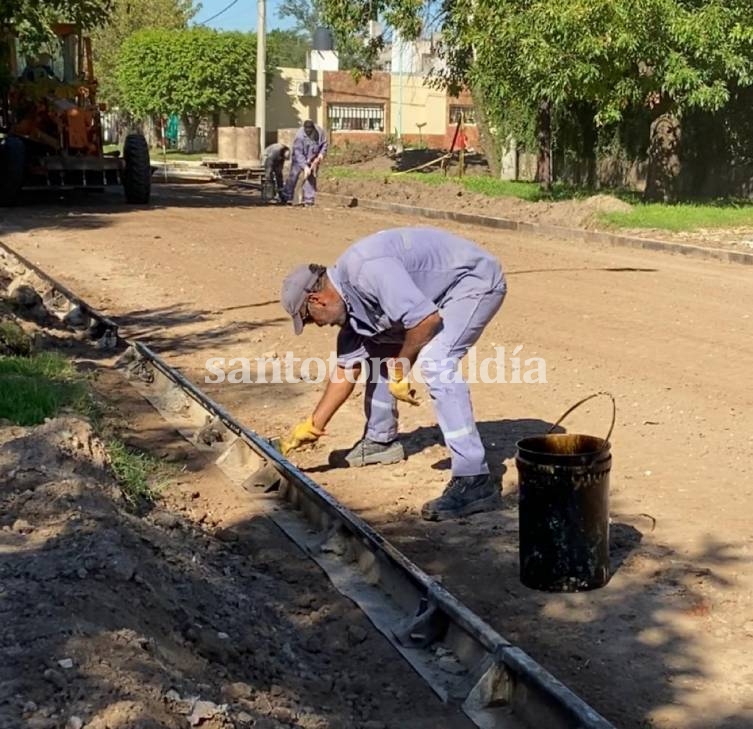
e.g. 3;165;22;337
221;51;479;155
267;67;324;133
390;73;447;143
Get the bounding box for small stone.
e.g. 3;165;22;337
58;658;74;670
260;351;278;360
214;527;239;543
12;519;33;534
109;555;136;581
66;717;84;729
27;718;56;729
293;592;317;609
237;712;254;724
217;632;229;640
221;681;254;700
438;654;466;675
43;668;66;689
10;282;42;308
347;625;368;645
188;700;227;726
63;306;89;329
22;701;38;714
76;568;88;579
191;491;200;499
164;689;181;702
153;512;180;529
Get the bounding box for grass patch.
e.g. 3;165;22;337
0;350;77;378
326;166;387;181
458;176;542;200
326;165;592;202
0;349;171;505
106;438;171;505
103;144;216;162
599;202;753;231
0;319;33;355
151;149;218;161
329;164;753;231
0;352;89;426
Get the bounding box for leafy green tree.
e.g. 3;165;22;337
117;27;272;150
0;0;112;45
277;0;320;36
278;0;377;72
321;0;753;199
90;0;196;105
267;28;308;68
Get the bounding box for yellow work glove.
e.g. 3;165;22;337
280;416;324;456
387;362;420;406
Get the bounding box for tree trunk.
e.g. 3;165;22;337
577;103;598;188
536;98;552;190
181;114;201;152
644;112;682;202
471;87;501;179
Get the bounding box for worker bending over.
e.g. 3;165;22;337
279;226;507;521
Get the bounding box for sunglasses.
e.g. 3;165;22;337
300;292;314;324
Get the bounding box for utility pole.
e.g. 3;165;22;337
255;0;266;158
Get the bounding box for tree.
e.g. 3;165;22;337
90;0;196;105
278;0;378;72
277;0;321;36
117;27;272;150
0;0;112;44
321;0;753;199
267;28;309;68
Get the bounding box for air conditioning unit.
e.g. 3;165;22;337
296;81;319;97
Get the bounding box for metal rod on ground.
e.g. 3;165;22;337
255;0;266;157
392;152;451;176
160;116;168;182
459;115;465;178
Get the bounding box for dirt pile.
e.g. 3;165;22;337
320;173;640;231
0;414;458;729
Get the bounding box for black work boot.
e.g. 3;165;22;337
343;437;405;467
421;474;501;521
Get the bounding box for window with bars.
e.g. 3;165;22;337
449;105;476;125
328;103;385;132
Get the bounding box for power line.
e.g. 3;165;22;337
196;0;241;25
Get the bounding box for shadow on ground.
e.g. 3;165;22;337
0;184;273;236
3;349;751;729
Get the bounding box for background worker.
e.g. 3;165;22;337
281;120;327;206
262;142;290;202
278;226;507;521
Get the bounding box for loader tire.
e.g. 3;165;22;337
0;136;25;207
123;133;151;204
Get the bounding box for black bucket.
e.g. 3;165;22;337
516;392;615;592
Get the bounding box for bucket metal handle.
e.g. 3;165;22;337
548;391;616;447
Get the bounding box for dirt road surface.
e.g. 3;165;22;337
3;184;753;729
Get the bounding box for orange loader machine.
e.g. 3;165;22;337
0;23;151;205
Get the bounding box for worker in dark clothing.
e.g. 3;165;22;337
281;120;327;206
262;142;290;202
